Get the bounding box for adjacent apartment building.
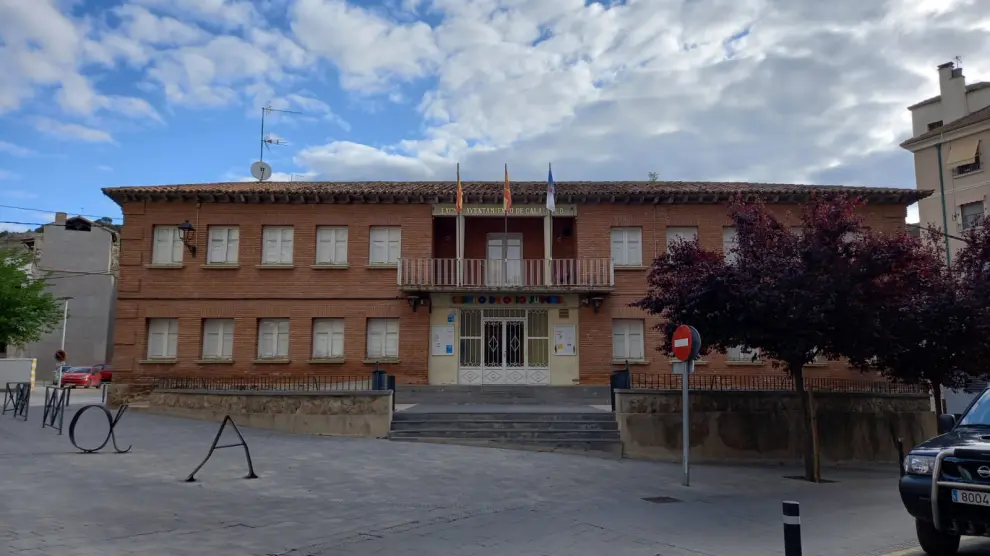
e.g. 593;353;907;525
2;213;118;369
102;181;925;387
901;60;989;259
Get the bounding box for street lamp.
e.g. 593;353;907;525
56;297;73;386
177;220;197;257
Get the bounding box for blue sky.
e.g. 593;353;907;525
2;0;988;230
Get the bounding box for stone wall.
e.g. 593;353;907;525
143;389;393;438
616;389;937;463
106;383;154;407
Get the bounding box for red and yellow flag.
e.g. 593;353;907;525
455;163;463;214
503;163;512;213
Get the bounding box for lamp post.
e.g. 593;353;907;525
177;220;197;257
57;297;73;386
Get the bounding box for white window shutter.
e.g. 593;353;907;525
227;227;239;263
610;231;625;265
221;325;234;358
628;321;643;360
331;323;344;357
280;228;293;263
264;229;279;264
209;229;226;263
170;228;183;263
335;228;348;263
204;322;220;358
166;319;178;358
627;229;642;266
317;228;333;263
277;320;289;356
367;321;383;358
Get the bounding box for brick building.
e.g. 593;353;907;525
102;181;928;387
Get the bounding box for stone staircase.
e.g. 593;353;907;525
394;385;611;406
388;410;623;457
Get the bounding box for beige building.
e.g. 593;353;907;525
901;61;990;260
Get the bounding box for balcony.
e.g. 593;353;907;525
397;258;614;293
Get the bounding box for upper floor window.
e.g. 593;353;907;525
961;201;985;229
666;226;698;251
927;120;943;132
152;226;183;265
722;227;738;263
610;227;642;266
948;138;982;177
316;226;348;265
262;226;294;265
258;318;290;359
369;227;401;265
207;226;239;264
147;318;178;359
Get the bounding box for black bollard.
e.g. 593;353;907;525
783;501;802;556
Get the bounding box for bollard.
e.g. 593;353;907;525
782;501;802;556
386;374;396;412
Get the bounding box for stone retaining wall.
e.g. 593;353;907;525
143;389;393;438
616;389;936;463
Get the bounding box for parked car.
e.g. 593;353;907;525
53;364;72;384
899;386;990;555
93;363;112;383
59;366;101;389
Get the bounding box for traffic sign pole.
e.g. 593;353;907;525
671;324;701;487
683;357;692;486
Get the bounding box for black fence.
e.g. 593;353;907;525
153;375;374;392
628;373;927;394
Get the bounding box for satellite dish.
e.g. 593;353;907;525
251;161;273;181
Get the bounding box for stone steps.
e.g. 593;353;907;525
388;410;622;457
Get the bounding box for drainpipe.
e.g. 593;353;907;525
936;142;952;265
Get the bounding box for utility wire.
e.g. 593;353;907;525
0;203;122;222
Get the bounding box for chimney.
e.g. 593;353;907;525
938;61;968;123
54;212;67;225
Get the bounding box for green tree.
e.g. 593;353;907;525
0;247;64;348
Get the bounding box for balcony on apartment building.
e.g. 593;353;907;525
397;209;614;293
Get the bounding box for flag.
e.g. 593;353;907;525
503;163;513;213
455;163;463;214
546;163;556;213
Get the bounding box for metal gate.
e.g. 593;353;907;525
458;308;549;385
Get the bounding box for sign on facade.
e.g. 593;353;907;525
452;295;562;305
431;325;455;356
553;325;576;356
433;204;577;217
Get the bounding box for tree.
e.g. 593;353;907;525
647;172;659;182
0;247;64;348
843;226;987;405
95;216;122;233
634;195;925;482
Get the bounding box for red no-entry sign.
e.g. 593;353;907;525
672;325;701;362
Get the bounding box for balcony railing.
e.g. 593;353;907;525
398;258;614;292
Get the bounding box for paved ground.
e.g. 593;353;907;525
0;403;987;556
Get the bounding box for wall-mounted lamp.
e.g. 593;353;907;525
406;296;431;312
581;296;605;313
178;220;197;257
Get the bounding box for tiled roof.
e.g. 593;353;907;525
907;82;990;110
901;104;990;148
102;180;930;206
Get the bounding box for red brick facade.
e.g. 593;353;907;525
106;182;919;387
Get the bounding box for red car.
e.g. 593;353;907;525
60;366;102;388
93;363;112;383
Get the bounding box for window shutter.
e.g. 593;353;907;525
277;320;289;356
387;228;401;263
264;229;279;264
153;228;170;264
628;322;643;360
627;229;642;266
221;325;234;358
280;228;293;263
204;322;220;358
610;231;625;265
367;321;383;358
170;228;182;263
259;321;275;357
611;324;625;359
317;228;333;263
335;228;348;263
331;322;344;357
226;227;239;263
384;319;399;357
166;320;178;358
209;228;226;263
370;231;386;263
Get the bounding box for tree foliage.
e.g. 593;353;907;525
0;247;63;347
634;195;935;481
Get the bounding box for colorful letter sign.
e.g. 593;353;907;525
452;295;561;305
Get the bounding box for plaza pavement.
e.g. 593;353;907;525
1;402;988;556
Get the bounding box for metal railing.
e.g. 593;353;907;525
629;373;926;394
153;375;373;392
398;258;614;289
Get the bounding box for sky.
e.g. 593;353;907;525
1;0;989;231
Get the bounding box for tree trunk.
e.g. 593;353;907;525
792;364;821;483
931;381;943;414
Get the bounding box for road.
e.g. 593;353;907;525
0;404;983;555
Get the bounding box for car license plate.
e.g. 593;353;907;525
952;489;990;506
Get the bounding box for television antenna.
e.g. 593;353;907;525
259;103;302;162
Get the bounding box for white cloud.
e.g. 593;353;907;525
33;117;114;143
0;141;36;157
0;169;21;180
96;165;113;172
1;189;38;200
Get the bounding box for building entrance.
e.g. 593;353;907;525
458;308;549;385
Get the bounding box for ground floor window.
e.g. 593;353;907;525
367;318;399;359
458;308;549;385
611;319;644;361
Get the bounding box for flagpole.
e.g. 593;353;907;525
503;164;508;285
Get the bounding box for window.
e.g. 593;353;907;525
258;319;290;359
948;138;982;177
147;318;178;359
369;227;401;265
610;228;643;266
366;318;399;359
961;201;985;229
312;318;344;359
207;226;239;264
202;319;234;360
316;227;348;265
722;227;738;263
262;226;294;265
927;120;943;132
152;226;183;265
727;345;760;363
666;227;698;250
612;319;645;361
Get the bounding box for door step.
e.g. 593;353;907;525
389;437;623;458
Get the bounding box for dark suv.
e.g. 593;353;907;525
900;388;990;555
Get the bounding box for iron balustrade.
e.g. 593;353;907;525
628;373;926;394
397;258;614;290
153;375;373;392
